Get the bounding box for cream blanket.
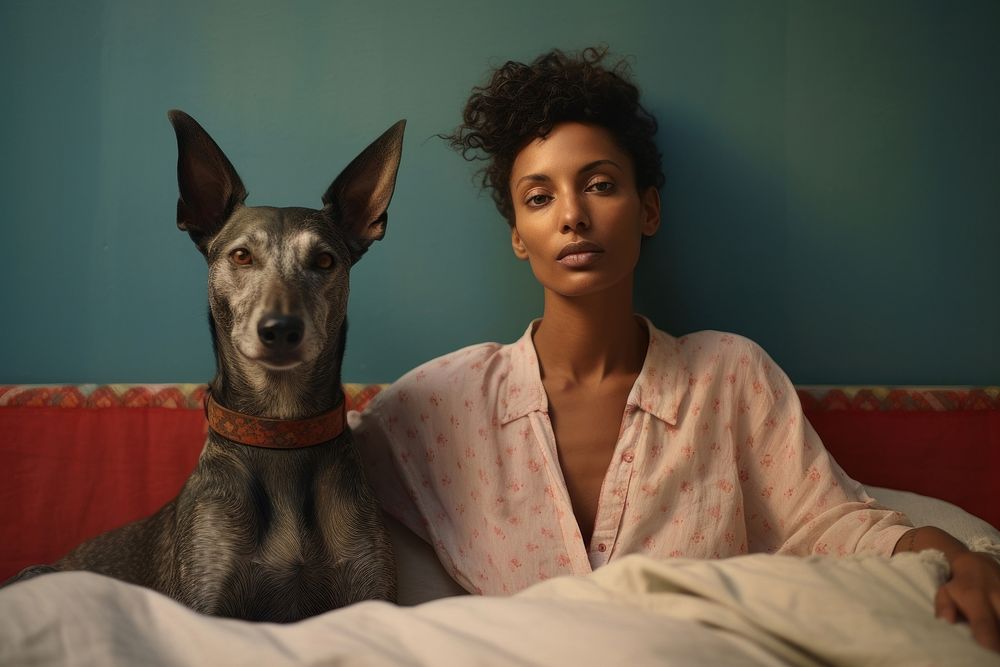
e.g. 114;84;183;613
1;551;996;666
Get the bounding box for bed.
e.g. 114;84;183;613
1;383;998;665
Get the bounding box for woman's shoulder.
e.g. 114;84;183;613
667;328;793;403
670;328;770;365
366;340;513;411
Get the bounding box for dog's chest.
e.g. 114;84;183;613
178;445;380;619
253;501;321;568
186;461;333;570
185;490;338;620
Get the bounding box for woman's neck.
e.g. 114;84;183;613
532;281;647;386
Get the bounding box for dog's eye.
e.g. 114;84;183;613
230;248;253;266
315;252;335;270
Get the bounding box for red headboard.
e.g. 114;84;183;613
0;384;996;581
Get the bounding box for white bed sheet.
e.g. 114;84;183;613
2;550;998;667
4;486;999;666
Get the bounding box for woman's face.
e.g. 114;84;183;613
508;122;660;299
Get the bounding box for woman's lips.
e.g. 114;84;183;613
558;252;602;267
557;240;604;267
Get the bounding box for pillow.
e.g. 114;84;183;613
385;515;467;605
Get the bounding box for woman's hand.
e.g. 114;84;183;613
936;549;1000;652
895;526;1000;652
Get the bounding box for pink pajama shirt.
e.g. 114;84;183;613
350;318;912;595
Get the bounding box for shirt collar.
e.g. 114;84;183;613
500;320;548;424
628;316;688;426
500;316;688;426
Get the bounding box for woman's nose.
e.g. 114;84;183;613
559;194;590;233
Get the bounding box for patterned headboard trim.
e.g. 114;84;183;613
1;384;998;412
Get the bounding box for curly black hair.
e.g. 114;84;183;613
444;46;664;226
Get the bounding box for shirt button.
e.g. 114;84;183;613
622;451;635;463
598;543;607;552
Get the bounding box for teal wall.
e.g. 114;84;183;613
1;0;997;385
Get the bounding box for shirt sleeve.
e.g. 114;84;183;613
734;342;913;557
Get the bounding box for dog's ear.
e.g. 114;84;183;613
168;110;248;252
322;120;406;263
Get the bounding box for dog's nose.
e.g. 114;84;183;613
257;314;305;352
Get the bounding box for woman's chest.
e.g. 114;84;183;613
544;381;635;535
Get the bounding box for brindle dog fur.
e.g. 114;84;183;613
5;111;404;622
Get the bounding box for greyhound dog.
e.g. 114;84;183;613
5;111;404;622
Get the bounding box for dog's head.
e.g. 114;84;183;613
168;110;404;373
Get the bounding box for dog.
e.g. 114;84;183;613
4;110;404;622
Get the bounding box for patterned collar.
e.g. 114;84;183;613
206;393;346;448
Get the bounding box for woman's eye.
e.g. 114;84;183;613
526;194;551;207
315;252;335;270
588;180;615;193
230;248;253;266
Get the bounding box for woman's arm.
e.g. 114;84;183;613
735;340;913;557
893;526;1000;652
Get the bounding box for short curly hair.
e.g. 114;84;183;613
444;46;664;226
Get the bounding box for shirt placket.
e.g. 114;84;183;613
528;411;593;575
587;405;640;569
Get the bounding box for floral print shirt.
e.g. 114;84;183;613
350;318;912;595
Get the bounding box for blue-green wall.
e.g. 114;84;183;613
1;0;997;385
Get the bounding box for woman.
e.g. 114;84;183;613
352;47;1000;650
